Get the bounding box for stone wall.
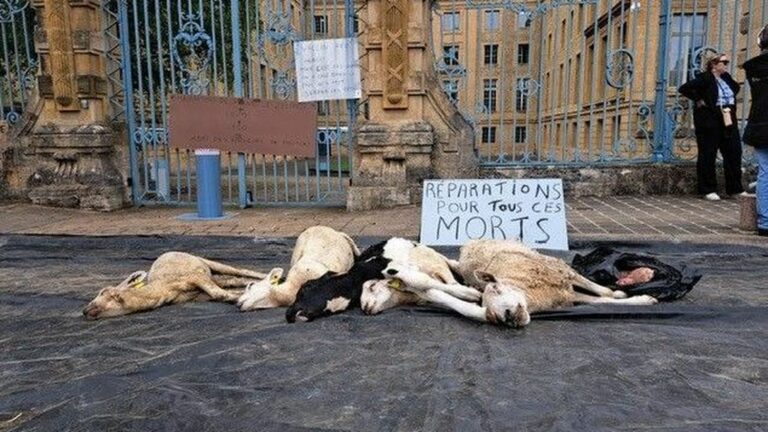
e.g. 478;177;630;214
482;163;755;197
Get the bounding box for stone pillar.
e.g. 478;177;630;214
7;0;126;210
347;0;477;211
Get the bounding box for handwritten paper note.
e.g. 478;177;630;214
419;179;569;250
294;37;362;102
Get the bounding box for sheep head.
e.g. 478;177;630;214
474;270;531;328
237;268;284;311
82;271;148;320
360;279;408;315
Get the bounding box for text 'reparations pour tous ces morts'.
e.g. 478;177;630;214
420;179;568;250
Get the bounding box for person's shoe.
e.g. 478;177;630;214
758;228;768;237
703;192;721;201
730;191;749;198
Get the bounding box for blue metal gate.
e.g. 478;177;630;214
103;0;359;207
433;0;766;167
0;0;37;130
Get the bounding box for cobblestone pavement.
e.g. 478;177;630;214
0;195;764;245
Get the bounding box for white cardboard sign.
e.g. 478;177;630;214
419;179;569;250
294;37;361;102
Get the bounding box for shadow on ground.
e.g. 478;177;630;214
0;235;767;431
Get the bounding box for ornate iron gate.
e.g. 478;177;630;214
103;0;359;207
433;0;764;167
0;0;37;129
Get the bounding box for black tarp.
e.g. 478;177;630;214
0;234;767;431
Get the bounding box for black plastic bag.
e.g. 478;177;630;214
571;246;701;301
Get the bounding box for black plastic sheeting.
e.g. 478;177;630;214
0;234;767;432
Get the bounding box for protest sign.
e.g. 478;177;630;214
169;95;316;157
294;37;361;102
420;179;568;250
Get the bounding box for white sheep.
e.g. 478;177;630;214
364;239;657;327
237;225;360;310
456;239;658;327
83;252;266;320
360;238;481;315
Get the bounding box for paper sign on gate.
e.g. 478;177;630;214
294;37;362;102
419;179;569;251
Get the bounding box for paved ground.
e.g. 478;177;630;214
0;195;763;245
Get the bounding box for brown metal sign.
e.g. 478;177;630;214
168;94;317;157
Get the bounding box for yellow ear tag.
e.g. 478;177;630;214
270;275;280;286
131;281;146;290
387;279;403;290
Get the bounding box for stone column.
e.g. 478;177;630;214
347;0;477;211
7;0;126;210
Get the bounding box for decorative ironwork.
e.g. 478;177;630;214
0;0;27;23
270;71;295;100
606;49;634;89
464;0;597;17
689;46;718;79
263;8;298;46
516;77;540;97
172;12;214;95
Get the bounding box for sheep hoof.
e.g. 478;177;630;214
612;290;628;299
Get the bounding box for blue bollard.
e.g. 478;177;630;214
195;149;223;219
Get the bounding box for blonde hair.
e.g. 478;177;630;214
702;51;726;72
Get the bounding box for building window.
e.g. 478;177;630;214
352;16;359;34
483;79;498;112
443;79;459;103
442;45;460;66
668;13;707;86
515;78;528;112
442;11;460;33
485;10;500;31
314;15;328;34
514;126;527;143
481;126;497;144
517;44;529;64
518;11;532;28
317;101;330;115
484;44;499;65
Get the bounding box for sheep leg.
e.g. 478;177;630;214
199;258;267;280
571;273;627;299
189;276;241;303
417;289;489;323
387;267;481;301
213;275;262;288
571;292;658;306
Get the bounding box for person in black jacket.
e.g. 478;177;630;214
743;25;768;236
679;52;745;200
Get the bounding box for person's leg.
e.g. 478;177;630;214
755;147;768;232
720;128;745;195
696;131;719;196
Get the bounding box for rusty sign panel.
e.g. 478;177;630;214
168;95;317;157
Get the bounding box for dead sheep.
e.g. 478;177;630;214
237;225;360;311
83;252;267;320
455;239;658;327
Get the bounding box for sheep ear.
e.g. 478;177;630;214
474;270;497;283
268;268;284;284
118;271;147;289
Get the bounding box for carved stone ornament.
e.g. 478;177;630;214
42;0;79;111
381;0;409;109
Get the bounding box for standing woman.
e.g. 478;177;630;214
679;52;745;200
743;25;768;236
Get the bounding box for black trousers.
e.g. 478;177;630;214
694;107;744;195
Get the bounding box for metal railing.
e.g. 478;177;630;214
105;0;360;206
434;0;763;167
